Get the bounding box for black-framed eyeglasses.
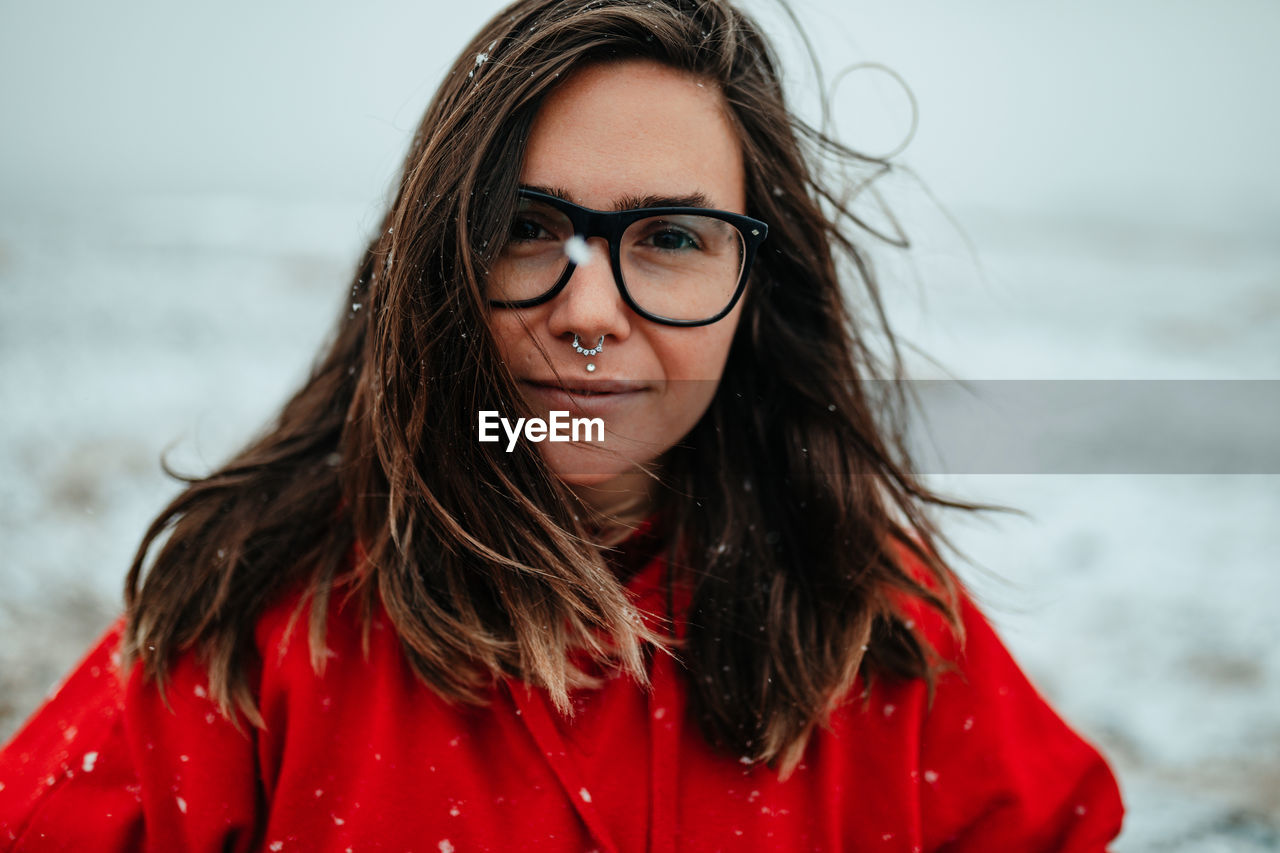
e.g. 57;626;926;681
486;188;769;327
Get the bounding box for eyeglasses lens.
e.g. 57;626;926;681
489;198;746;323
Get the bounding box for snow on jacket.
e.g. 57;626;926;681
0;525;1124;851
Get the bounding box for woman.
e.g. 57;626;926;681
0;0;1125;849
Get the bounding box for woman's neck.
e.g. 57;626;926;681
569;469;659;547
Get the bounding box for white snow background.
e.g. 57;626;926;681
1;1;1277;848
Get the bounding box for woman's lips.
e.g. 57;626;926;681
519;379;649;414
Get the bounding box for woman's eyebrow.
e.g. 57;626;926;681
615;190;713;210
523;184;714;210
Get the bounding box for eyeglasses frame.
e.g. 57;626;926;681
487;188;769;327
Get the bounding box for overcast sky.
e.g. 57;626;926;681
1;0;1277;237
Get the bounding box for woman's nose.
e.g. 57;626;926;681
546;236;632;343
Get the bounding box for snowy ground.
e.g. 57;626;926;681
1;196;1277;850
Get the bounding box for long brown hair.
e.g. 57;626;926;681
125;0;1005;777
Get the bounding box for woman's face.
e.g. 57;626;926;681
487;58;748;503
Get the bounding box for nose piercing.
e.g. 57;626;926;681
572;334;604;356
571;334;604;372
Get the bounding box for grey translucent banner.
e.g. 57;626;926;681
901;380;1280;474
486;379;1280;475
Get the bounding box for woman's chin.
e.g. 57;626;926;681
538;443;660;504
542;445;637;487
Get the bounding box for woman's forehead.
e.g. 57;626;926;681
518;58;746;214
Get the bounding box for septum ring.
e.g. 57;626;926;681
571;334;604;356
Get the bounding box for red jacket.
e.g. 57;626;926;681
0;530;1124;851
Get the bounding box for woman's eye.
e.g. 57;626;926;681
511;220;540;241
510;218;551;241
647;228;700;251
